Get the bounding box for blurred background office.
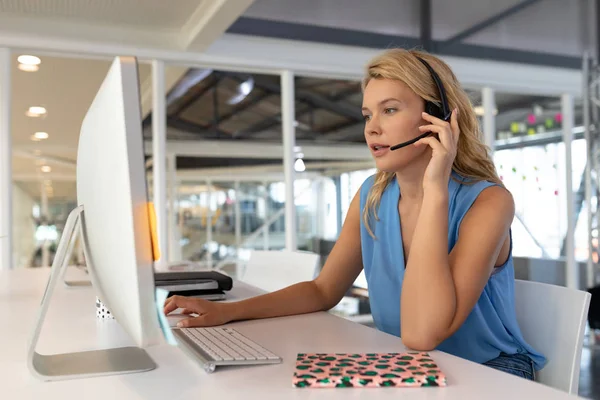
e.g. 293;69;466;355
0;0;599;397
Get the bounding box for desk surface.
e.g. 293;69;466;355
0;267;581;399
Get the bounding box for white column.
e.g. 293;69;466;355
234;181;241;248
562;93;578;289
314;178;325;238
583;53;595;288
206;180;213;268
40;181;49;268
263;181;269;250
482;87;496;152
152;60;168;265
281;70;297;251
167;154;180;262
0;48;11;270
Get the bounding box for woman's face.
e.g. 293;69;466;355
361;78;429;172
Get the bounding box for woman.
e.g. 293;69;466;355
164;48;546;380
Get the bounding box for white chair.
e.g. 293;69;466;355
514;279;591;394
239;250;320;293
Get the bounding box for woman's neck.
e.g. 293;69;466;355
394;149;432;202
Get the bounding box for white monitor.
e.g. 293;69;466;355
27;56;163;381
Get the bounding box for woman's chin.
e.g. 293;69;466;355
375;158;408;173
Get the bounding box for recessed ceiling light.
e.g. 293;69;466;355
26;106;46;117
41;165;51;173
33;132;49;140
17;55;41;72
17;55;41;65
18;64;39;72
294;158;306;172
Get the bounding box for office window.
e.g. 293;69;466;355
493;139;587;260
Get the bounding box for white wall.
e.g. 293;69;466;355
12;183;35;268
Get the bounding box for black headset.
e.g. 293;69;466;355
390;56;452;151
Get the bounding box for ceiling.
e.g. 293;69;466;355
2;0;588;203
239;0;590;62
0;0;203;29
4;0;255;201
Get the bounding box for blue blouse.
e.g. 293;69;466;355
359;173;546;370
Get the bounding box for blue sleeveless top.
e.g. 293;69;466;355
359;173;546;370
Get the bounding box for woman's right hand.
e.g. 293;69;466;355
163;295;236;328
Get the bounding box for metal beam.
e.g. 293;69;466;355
420;0;433;51
171;74;220;115
225;73;362;138
443;0;542;47
227;17;420;49
144;139;372;160
241;83;361;137
218;91;271;123
437;42;581;69
226;17;581;70
234;104;311;138
320;119;362;135
166;69;213;107
166;116;229;138
561;164;587;257
237;74;363;120
494;128;585;151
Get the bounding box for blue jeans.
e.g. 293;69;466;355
483;352;535;380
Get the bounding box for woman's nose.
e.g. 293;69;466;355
365;116;381;136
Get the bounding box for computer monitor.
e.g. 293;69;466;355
27;56;163;381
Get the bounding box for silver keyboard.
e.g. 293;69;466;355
173;327;282;372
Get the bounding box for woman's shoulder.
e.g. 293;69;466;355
450;172;514;221
451;172;505;198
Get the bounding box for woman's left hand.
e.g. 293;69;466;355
414;108;460;192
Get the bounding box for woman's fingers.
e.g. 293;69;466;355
421;111;450;126
163;295;200;315
418;124;453;150
414;136;446;153
450;108;460;141
422;109;460;145
177;314;209;328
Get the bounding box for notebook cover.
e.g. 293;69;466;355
293;352;447;388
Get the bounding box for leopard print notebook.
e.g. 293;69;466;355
293;351;447;388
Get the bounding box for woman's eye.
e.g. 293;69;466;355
384;108;397;114
362;114;371;121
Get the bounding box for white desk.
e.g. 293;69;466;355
1;268;582;399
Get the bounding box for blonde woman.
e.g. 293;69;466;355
164;49;546;380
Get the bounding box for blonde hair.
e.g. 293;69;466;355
362;48;502;238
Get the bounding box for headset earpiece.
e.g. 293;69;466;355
425;101;444;120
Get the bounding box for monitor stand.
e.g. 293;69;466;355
27;205;157;381
59;218;91;287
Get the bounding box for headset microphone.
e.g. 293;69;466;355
390;56;452;151
390;131;434;151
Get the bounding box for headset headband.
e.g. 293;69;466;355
415;56;451;121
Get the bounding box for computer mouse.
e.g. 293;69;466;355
166;313;189;328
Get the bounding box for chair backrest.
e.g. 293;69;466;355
240;250;320;293
514;279;591;394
